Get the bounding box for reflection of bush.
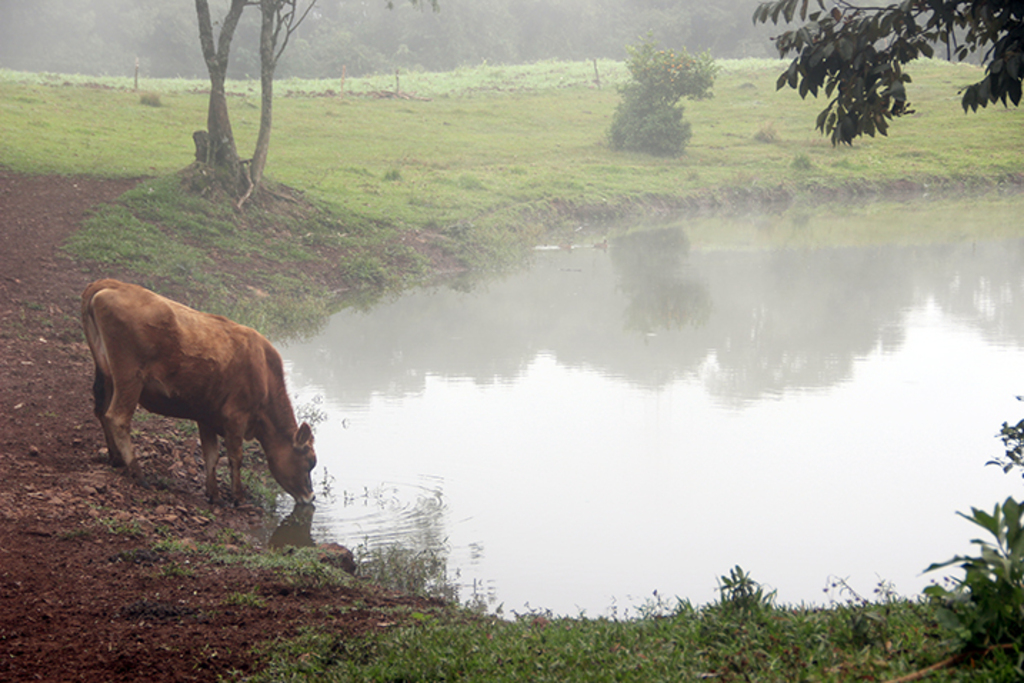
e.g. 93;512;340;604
611;228;711;333
622;278;711;333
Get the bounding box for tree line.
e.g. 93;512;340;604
0;0;774;79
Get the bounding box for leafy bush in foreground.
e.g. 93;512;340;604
925;497;1024;650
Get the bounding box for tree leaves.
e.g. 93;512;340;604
753;0;1023;144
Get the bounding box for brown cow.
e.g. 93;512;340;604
81;279;316;505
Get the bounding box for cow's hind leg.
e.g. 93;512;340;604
198;423;222;503
92;367;123;466
103;377;147;486
224;431;245;504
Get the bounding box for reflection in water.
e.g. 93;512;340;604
268;504;316;549
284;237;1024;405
610;228;711;334
280;205;1024;615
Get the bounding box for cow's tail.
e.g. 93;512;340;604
81;281;114;417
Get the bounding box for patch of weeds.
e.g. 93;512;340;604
754;120;778;143
383;168;402;182
216;527;250;547
98;516;144;537
457;173;485;190
160;561;195;578
792;153;814;171
339;254;390;289
139;92;161;107
152;537;200;554
231;547;352;589
224;590;267;609
58;528;92;541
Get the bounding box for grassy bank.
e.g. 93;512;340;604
247;574;1021;682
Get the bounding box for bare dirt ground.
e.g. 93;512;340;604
0;170;439;682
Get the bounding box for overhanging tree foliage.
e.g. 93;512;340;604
753;0;1024;144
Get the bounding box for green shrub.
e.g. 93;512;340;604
609;97;691;157
608;34;717;157
925;497;1024;649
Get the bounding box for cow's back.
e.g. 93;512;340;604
82;279;278;429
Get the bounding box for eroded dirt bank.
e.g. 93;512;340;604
0;171;438;682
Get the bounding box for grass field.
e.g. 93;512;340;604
2;57;1021;239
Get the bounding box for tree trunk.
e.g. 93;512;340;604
250;0;279;191
194;0;247;194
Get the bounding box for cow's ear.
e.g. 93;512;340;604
296;422;314;446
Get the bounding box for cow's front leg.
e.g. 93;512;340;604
197;423;222;502
225;432;245;504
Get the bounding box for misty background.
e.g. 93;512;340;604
0;0;776;79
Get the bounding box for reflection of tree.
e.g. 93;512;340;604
609;228;711;334
283;234;1024;404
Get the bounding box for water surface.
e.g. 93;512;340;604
278;204;1024;615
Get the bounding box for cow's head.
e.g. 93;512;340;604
268;422;317;504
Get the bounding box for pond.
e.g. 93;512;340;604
275;198;1024;616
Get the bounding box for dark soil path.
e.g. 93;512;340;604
0;170;436;682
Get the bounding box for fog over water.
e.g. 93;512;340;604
273;201;1024;615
